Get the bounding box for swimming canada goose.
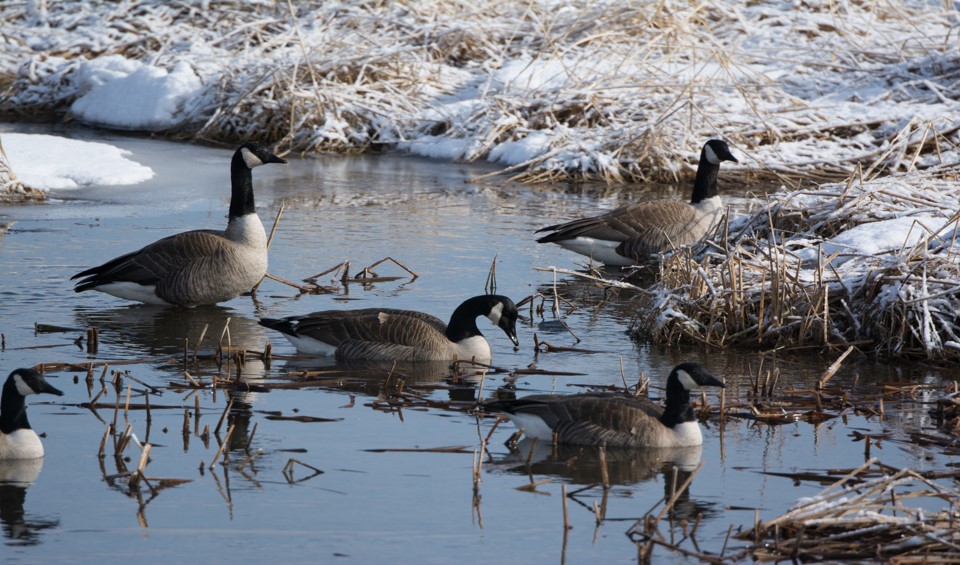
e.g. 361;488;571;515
536;139;738;266
485;362;725;448
71;142;286;307
0;369;64;460
259;295;521;362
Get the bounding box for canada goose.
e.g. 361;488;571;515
259;295;521;362
71;142;286;307
485;362;725;448
0;369;64;460
536;139;738;266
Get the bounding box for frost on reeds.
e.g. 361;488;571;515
1;1;958;183
740;458;960;563
635;168;960;361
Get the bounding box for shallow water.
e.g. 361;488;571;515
0;125;956;563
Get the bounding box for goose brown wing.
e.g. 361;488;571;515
72;230;227;290
614;200;703;259
538;200;696;245
286;309;448;348
499;394;665;447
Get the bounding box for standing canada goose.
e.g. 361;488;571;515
0;369;64;460
536;139;738;266
71;142;286;307
485;362;725;448
259;295;521;362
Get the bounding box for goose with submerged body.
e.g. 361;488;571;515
485;362;725;448
259;295;520;363
0;369;64;460
71;142;286;307
536;139;738;266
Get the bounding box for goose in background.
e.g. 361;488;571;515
485;362;725;448
0;369;64;460
71;142;286;307
259;295;521;363
536;139;738;266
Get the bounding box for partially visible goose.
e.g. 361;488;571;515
536;139;738;266
71;142;286;307
1;369;64;460
259;295;521;362
485;362;725;448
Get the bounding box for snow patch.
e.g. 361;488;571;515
2;133;154;190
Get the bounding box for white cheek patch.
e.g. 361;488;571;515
486;302;504;325
14;374;36;397
676;369;699;391
240;147;264;168
378;312;390;325
704;144;720;164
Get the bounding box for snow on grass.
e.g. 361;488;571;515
0;1;956;183
1;133;154;189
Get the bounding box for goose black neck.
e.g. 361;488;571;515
690;151;721;204
659;377;695;428
228;152;256;220
445;296;489;343
0;381;30;435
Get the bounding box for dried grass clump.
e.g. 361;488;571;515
634;167;960;361
740;458;960;563
1;1;957;183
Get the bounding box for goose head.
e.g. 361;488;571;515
4;369;63;404
484;295;520;347
449;295;520;347
237;142;288;169
660;362;725;429
702;139;738;166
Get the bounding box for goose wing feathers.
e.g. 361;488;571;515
72;229;229;290
490;393;665;448
278;308;451;361
537;200;701;258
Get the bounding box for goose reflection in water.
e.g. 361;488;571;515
273;356;491;403
491;438;718;522
0;459;59;546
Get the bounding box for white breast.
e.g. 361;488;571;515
224;214;268;249
454;336;492;363
691;196;724;234
668;421;703;447
0;429;45;460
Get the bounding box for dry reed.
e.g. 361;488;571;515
739;458;960;562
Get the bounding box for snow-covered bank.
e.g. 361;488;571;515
1;1;957;183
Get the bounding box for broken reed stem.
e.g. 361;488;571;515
652;462;704;528
561;483;572;531
818;345;855;389
214;397;234;435
193;323;208;367
237;449;264;471
485;255;497;294
209;424;236;470
599;445;610;489
244;421;258;454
